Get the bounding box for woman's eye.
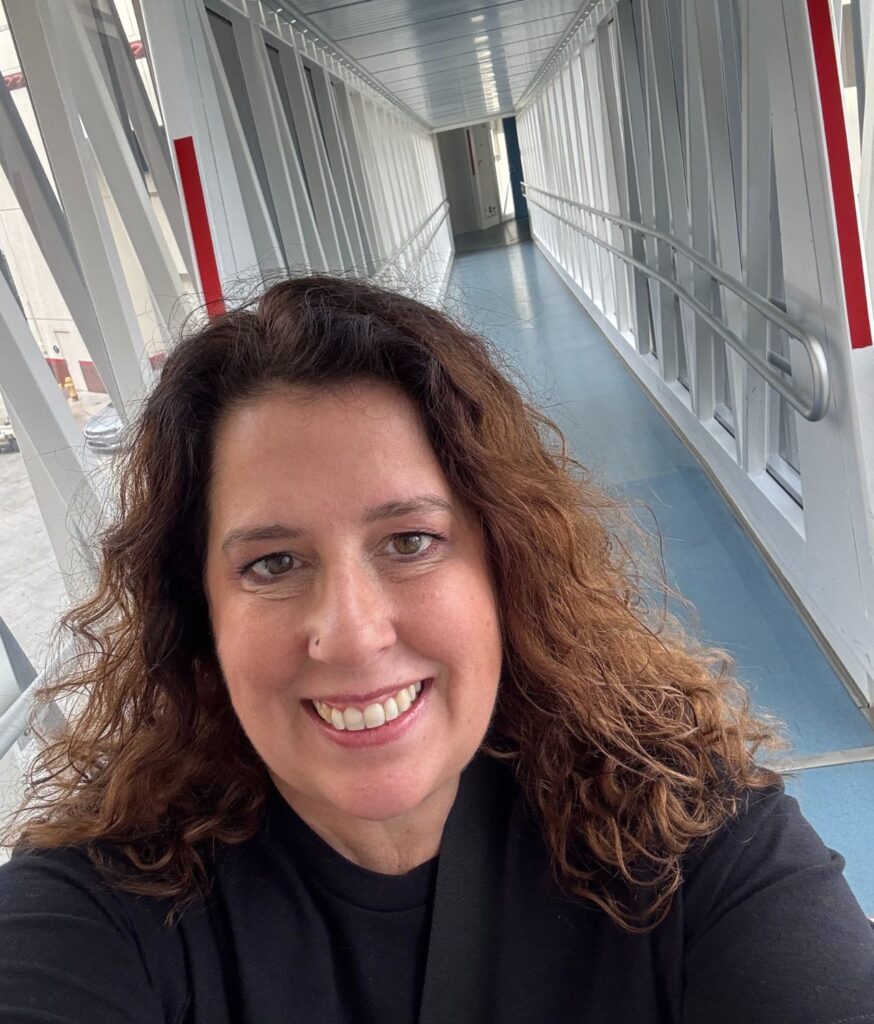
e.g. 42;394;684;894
248;553;296;578
388;533;440;557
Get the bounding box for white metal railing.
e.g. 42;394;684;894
0;635;76;762
522;183;830;422
375;200;450;278
0;681;38;761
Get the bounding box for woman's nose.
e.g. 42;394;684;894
305;562;397;668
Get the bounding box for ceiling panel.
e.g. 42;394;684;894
281;0;583;130
374;42;555;85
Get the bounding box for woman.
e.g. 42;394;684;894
0;275;871;1024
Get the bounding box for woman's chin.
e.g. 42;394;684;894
330;776;437;826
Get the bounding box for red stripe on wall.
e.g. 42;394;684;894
173;136;226;318
806;0;872;349
45;357;70;386
79;360;107;394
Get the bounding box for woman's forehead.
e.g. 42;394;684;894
206;382;452;532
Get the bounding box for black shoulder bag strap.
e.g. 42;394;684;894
417;754;513;1024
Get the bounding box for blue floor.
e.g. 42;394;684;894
449;241;874;914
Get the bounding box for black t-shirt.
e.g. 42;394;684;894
0;757;872;1024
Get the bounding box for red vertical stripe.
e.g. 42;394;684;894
173;136;226;318
806;0;872;349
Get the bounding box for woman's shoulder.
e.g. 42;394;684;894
0;845;189;1023
675;783;874;1023
0;842;171;924
680;783;844;913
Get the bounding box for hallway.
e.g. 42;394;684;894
449;240;874;914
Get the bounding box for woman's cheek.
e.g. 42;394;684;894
216;605;301;694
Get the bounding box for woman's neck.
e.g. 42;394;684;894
273;774;460;875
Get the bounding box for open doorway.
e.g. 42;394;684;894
436;116;529;255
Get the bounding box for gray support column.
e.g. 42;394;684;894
580;43;618;321
563;61;595;295
103;0;195;280
276;37;347;270
139;0;261;293
682;1;716;419
197;2;285;279
305;63;366;271
235;6;314;271
0;79;109;399
609;12;652;354
691;0;749;464
7;0;150;418
330;80;379;273
596;20;633;334
739;0;772;476
51;0;186;339
615;0;658;356
348;92;392;261
0;273;100;591
640;0;686;383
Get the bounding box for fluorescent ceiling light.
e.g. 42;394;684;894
471;14;485;22
476;49;491;59
474;35;489;43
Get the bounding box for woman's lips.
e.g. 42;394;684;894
305;679;432;749
306;678;427;711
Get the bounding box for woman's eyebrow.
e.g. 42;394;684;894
221;495;454;553
221;524;303;553
362;495;454;524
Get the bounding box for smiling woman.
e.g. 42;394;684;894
203;380;503;860
0;275;871;1024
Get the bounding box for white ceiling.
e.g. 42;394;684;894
278;0;583;130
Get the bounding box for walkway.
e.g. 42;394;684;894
449;240;874;914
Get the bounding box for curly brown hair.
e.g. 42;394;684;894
2;274;787;932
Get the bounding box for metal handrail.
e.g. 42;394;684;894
0;679;37;761
377;200;450;274
521;182;829;422
0;636;76;762
418;206;451;258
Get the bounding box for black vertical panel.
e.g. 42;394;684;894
501;116;527;220
303;64;331;170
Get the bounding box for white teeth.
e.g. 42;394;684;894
363;703;386;729
313;680;427;732
343;707;365;731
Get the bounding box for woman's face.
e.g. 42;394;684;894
204;380;503;827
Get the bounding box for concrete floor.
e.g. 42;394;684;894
0;391;111;670
0;448;68;671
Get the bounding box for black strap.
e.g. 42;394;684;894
417;755;512;1024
